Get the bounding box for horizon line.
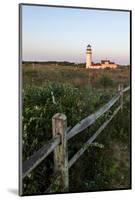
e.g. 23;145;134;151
22;60;130;65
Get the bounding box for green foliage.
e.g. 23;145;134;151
99;74;114;87
22;64;130;194
22;81;118;194
23;63;130;90
69;95;130;192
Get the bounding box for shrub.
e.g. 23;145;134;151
99;75;114;87
22;81;130;194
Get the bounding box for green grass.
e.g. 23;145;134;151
22;63;131;195
23;63;130;89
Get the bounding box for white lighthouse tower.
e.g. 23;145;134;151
86;44;92;68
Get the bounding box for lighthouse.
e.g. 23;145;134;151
86;44;92;68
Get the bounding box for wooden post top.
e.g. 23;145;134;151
52;113;67;121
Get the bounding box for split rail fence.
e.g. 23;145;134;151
22;84;130;192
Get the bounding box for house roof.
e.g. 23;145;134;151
101;60;115;64
91;62;101;66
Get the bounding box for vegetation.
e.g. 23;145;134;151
22;63;131;195
99;74;114;87
22;63;130;89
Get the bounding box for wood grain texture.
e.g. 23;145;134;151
52;113;69;192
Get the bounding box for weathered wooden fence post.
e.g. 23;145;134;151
52;113;69;192
118;84;124;110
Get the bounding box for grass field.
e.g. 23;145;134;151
23;63;130;89
22;62;131;195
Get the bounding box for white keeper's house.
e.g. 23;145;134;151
86;44;117;69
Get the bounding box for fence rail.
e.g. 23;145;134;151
68;105;121;168
22;85;130;192
67;93;120;140
23;135;60;178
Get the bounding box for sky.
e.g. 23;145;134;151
22;5;130;65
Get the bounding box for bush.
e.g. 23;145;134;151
22;81;130;194
23;81;99;194
99;75;114;87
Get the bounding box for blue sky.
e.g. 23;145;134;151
22;5;130;64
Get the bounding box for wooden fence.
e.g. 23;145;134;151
22;84;130;192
